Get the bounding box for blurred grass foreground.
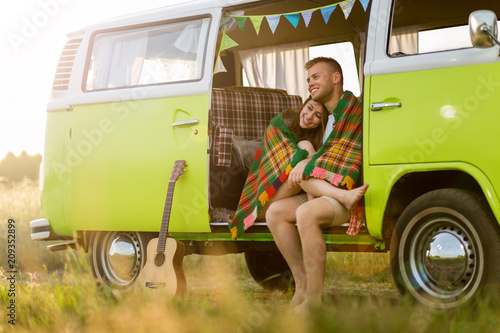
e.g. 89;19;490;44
1;179;499;332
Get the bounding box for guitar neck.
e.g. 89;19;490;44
156;180;176;253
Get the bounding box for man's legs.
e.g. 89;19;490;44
266;196;306;306
294;197;337;310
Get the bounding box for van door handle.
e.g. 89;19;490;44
370;102;402;111
172;119;199;127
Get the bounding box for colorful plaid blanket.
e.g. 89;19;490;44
229;91;363;239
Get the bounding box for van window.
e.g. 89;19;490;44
388;0;500;56
241;42;360;98
310;43;360;97
85;17;211;90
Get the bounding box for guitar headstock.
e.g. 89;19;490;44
170;160;187;182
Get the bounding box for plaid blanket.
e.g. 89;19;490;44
229;91;363;239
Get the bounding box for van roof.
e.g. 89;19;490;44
75;0;262;33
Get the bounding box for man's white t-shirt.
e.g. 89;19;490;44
322;114;335;143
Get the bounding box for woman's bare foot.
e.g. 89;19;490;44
340;183;369;211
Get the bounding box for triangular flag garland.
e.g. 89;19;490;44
214;54;227;74
284;13;301;28
266;15;281;34
234;16;248;32
214;0;371;74
220;32;239;52
226;0;371;34
301;10;314;28
320;5;336;24
249;16;264;35
340;0;355;19
359;0;370;11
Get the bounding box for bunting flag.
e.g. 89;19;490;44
249;16;264;35
266;15;281;34
214;55;227;74
234;16;248;32
301;10;314;27
320;5;336;24
340;0;355;19
359;0;370;11
219;16;232;27
284;13;301;28
220;32;239;52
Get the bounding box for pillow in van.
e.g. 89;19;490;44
231;135;261;176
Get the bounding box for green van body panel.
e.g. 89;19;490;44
364;62;500;237
42;111;73;236
363;161;500;239
44;94;211;235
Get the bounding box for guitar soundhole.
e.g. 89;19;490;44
154;252;166;267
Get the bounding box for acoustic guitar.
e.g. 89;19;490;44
136;160;187;296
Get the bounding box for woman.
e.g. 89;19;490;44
254;97;329;219
288;96;329;152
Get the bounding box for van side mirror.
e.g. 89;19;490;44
469;10;500;48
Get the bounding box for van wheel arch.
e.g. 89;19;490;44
245;250;294;291
382;170;485;246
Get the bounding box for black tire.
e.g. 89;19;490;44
245;250;294;291
89;231;148;291
390;189;500;308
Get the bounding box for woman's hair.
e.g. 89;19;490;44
289;96;329;150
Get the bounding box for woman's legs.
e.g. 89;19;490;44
256;179;302;220
300;178;369;211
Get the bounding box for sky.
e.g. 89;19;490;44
0;0;191;159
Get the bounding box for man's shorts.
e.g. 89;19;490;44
293;193;350;227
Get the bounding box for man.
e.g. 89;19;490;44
266;57;366;312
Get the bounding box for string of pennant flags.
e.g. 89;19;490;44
215;0;370;73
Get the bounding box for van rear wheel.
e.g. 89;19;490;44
245;250;294;291
390;189;500;308
89;231;147;291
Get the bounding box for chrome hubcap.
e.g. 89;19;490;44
108;234;141;281
408;215;480;305
423;227;474;287
97;231;143;289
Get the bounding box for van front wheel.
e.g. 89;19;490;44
390;189;500;308
89;231;147;291
245;250;294;291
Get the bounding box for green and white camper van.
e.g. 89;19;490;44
31;0;500;308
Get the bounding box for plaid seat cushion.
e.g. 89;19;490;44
211;88;303;167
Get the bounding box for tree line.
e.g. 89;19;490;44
0;151;42;182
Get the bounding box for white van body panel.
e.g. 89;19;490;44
47;0;263;111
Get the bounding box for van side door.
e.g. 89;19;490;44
67;10;221;233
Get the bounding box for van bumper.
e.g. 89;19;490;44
30;218;71;241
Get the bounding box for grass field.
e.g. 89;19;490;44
1;180;499;332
